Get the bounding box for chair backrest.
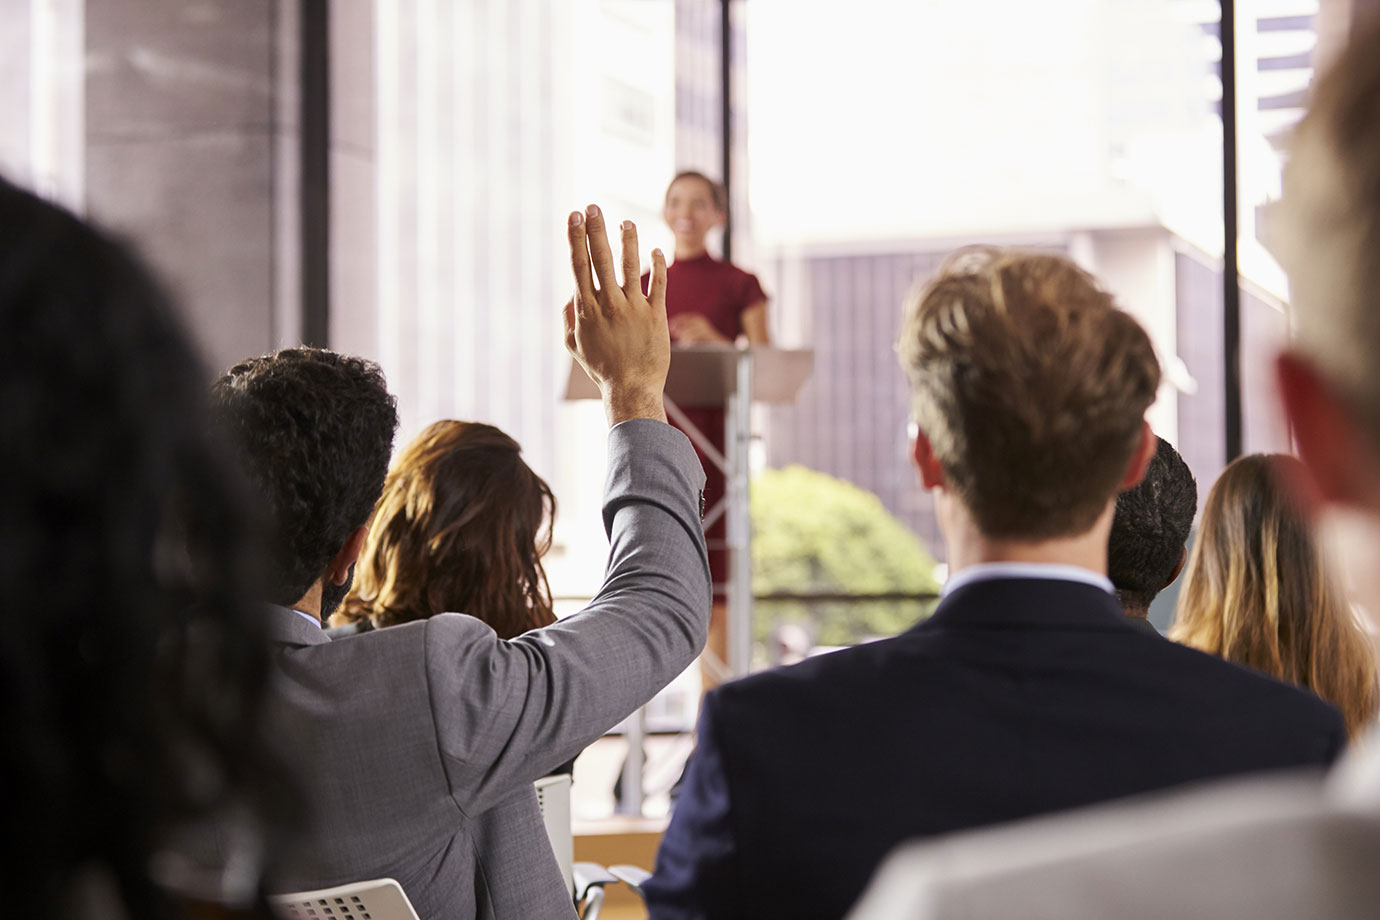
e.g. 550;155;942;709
534;773;575;896
269;878;420;920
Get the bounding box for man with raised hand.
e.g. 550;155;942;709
643;248;1342;920
846;18;1380;920
212;206;710;919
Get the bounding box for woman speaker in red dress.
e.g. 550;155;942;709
644;170;769;689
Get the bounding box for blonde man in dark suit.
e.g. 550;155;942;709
646;248;1344;920
848;16;1380;920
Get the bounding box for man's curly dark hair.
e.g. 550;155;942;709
0;177;291;917
210;348;398;610
1108;436;1198;613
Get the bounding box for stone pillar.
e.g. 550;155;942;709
83;0;299;372
327;0;377;362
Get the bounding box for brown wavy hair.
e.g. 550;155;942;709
334;420;556;638
1171;454;1379;738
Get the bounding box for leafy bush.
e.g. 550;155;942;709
752;465;940;649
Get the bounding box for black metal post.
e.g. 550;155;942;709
301;0;331;347
1221;0;1243;461
720;0;733;262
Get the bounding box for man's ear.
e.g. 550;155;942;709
911;427;946;490
1276;351;1376;515
328;525;370;586
1118;421;1156;491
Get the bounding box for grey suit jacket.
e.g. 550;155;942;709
847;733;1380;920
264;419;710;919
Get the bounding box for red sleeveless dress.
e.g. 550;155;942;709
644;253;767;598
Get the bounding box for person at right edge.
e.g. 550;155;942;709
847;17;1380;920
643;248;1345;920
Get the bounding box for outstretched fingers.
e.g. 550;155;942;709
647;248;668;312
557;205;671;426
620;220;642;297
567;211;596;316
584;204;620;299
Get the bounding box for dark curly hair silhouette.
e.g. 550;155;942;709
210;348;398;618
1108;436;1198;614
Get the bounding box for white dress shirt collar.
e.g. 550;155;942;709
942;561;1114;597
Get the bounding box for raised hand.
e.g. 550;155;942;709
564;204;670;425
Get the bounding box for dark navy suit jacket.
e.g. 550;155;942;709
644;577;1347;920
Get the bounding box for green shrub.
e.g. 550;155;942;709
752;465;940;649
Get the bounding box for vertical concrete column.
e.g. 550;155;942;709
83;0;296;371
328;0;378;363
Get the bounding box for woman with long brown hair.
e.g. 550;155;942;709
1171;453;1379;738
332;420;557;639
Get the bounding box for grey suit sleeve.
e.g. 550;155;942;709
425;418;711;816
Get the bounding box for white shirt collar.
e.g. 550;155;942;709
941;561;1114;597
293;609;323;628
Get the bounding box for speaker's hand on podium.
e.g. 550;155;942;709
564;204;670;426
669;312;730;345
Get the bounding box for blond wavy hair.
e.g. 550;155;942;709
1171;454;1379;738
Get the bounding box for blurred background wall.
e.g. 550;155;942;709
3;0;1376;622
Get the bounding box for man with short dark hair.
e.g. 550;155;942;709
1108;435;1197;629
644;249;1344;920
214;207;712;919
212;347;399;622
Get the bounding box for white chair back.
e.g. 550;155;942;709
535;772;575;896
270;878;420;920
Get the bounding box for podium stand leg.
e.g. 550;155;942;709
663;352;755;682
615;706;645;815
726;351;754;678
